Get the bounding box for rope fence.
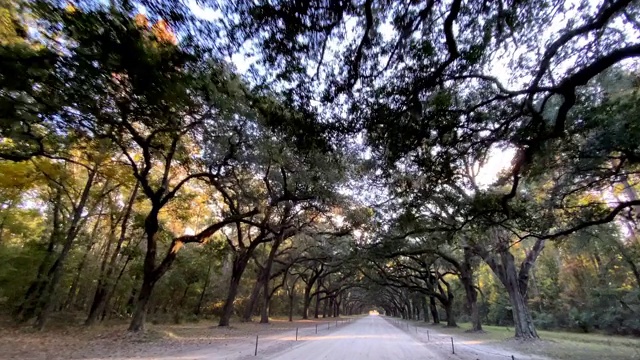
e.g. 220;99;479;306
387;317;520;360
249;317;355;356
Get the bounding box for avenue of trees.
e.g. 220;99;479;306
1;0;640;340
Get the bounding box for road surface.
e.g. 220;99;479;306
254;315;444;360
175;315;543;360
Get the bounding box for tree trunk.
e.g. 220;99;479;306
259;278;271;324
322;297;328;318
478;229;543;340
194;262;212;316
258;236;283;324
242;269;264;322
467;292;481;330
125;279;137;315
127;216;166;331
128;205;163;332
422;296;429;323
64;233;97;310
260;281;271;324
288;292;295;322
219;257;248;326
66;210;105;310
506;283;538;339
443;300;456;327
502;255;538;339
86;183;138;325
102;243;138;320
461;247;482;331
178;284;190;307
302;283;312;319
286;274;299;322
429;296;439;324
17;186;65;322
128;276;155;332
313;291;321;318
35;169;98;330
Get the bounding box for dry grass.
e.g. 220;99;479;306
0;314;347;359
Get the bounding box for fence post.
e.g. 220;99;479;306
296;327;298;341
254;335;259;356
451;337;455;354
427;330;430;341
327;322;330;330
316;324;318;334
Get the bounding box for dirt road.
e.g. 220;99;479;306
177;315;450;360
259;315;441;360
1;315;545;360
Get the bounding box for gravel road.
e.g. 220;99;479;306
259;315;443;360
174;315;543;360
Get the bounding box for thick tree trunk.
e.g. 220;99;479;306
259;279;271;323
259;291;271;323
128;203;184;331
468;292;481;330
260;271;285;324
302;284;312;319
429;296;439;324
506;285;538;339
128;208;163;332
443;300;456;327
313;292;321;318
502;253;538;339
478;230;543;340
128;277;155;332
422;296;429;322
242;269;264;322
461;248;482;331
286;274;299;322
322;297;328;318
258;238;281;324
219;257;248;326
87;285;109;325
288;293;295;322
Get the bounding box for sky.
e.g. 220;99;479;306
186;1;521;187
185;0;633;189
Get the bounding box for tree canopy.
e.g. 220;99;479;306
1;0;640;341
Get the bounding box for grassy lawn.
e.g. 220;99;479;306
404;319;640;360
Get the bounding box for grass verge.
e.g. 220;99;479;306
404;319;640;360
